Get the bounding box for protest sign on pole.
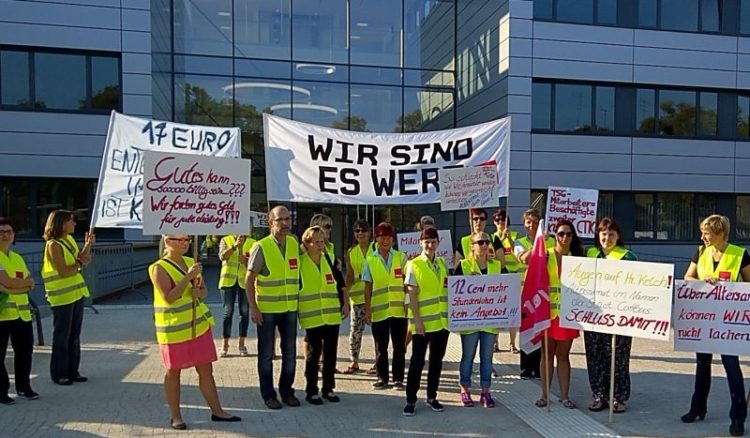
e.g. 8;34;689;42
142;151;250;236
263;114;510;205
544;186;598;238
92;111;241;229
673;280;750;355
447;274;522;332
438;166;499;211
558;256;674;340
396;230;454;267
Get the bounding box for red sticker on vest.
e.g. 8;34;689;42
325;273;335;284
15;271;23;279
394;268;403;278
289;258;298;270
504;247;512;255
719;271;731;281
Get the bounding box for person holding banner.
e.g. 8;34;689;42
42;210;94;386
150;234;240;429
0;217;38;404
364;222;408;390
536;219;582;409
681;214;750;437
455;208;493;267
403;227;450;416
514;208;554;379
585;218;638;413
492;209;520;353
218;234;256;357
454;231;503;408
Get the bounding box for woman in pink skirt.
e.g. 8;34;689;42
149;234;240;430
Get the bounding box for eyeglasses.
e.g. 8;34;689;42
167;237;191;243
471;217;487;222
493;217;505;222
472;240;490;246
0;230;13;236
322;224;332;229
273;216;291;223
556;231;573;238
353;229;367;233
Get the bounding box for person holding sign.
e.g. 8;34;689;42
492;209;520;353
299;226;349;405
536;220;582;409
455;208;493;267
149;234;240;429
364;222;408;390
218;234;256;357
584;218;638;413
245;205;301;410
0;218;38;404
681;215;750;437
454;231;503;408
403;227;450;416
42;210;94;386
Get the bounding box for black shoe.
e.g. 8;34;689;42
730;420;745;437
72;375;88;383
372;380;389;390
282;394;301;407
53;378;72;386
170;418;187;430
305;395;324;405
519;371;532;380
681;410;706;423
211;414;241;422
264;398;282;410
0;395;15;405
403;403;416;416
16;390;39;400
322;392;340;403
392;381;405;391
425;398;444;412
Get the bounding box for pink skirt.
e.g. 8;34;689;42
159;328;217;370
549;317;579;341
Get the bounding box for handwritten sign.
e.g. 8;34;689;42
438;166;499;211
544;186;598;238
142;151;250;236
674;280;750;355
92;112;241;229
448;274;522;331
397;230;454;266
559;256;674;340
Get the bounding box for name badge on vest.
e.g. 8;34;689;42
504;246;512;255
394;268;403;279
719;271;731;281
325;273;335;284
15;271;23;279
289;258;298;270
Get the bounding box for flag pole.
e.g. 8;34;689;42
544;330;550;413
608;335;617;424
191;236;198;339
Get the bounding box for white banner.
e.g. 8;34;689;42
142;151;250;236
674;280;750;355
396;230;454;267
439;166;499;211
249;211;268;228
559;256;674;340
448;274;522;331
544;186;598;238
263;114;510;204
92;111;241;228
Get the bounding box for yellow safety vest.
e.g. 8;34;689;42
517;235;556;275
254;235;299;313
546;247;570;319
586;246;630;260
218;235;256;289
407;256;449;334
493;230;520;272
150;256;214;345
461;235;495;259
348;244;374;306
325;242;335;262
0;250;31;322
459;258;502;335
367;250;407;322
697;243;744;281
298;253;342;329
42;235;89;307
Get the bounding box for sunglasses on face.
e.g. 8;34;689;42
354;228;367;233
494;217;505;222
167;237;191;243
472;240;490;246
471;217;486;222
556;231;573;238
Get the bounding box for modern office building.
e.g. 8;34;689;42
1;0;749;267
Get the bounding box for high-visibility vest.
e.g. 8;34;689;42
150;256;214;345
325;242;335;262
586;246;631;260
42;235;89;307
254;235;299;313
367;250;406;322
697;243;744;281
407;256;449;334
0;250;31;322
461;235;495;259
348;244;374;306
493;230;520;272
218;235;256;289
458;258;502;335
546;247;570;319
516;235;555;275
298;253;342;329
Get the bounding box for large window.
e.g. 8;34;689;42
635;192;717;240
534;81;615;133
534;0;617;25
0;47;120;112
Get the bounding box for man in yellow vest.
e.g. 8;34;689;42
245;205;300;410
402;227;450;416
218;234;256;357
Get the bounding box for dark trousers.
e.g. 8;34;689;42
406;329;450;404
50;298;84;382
221;285;249;338
257;311;297;401
520;348;541;377
0;318;34;395
689;353;747;422
371;317;407;383
304;324;339;396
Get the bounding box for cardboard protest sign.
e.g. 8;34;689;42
674;280;750;355
263;114;510;204
92;111;241;228
559;256;674;340
397;230;454;266
448;274;522;331
142;151;250;236
544;186;598;238
438;166;499;211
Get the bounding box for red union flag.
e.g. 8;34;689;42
519;219;551;354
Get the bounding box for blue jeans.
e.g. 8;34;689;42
257;311;297;401
221;285;249;338
459;331;495;389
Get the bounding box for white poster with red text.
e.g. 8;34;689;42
544;186;598;238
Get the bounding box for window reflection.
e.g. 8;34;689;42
402;87;453;132
698;92;717;136
404;0;454;70
91;56;120;110
661;0;698;31
555;84;592;132
173;0;233;56
351;66;402;85
233;78;292;134
174;74;234;126
658;89;695;136
738;95;750;137
742;0;750;34
597;0;618;24
700;0;719;32
351;0;402;67
0;51;30;106
35;53;86;110
556;0;593;23
350;84;402;132
292;0;347;63
234;0;291;60
636;88;656;133
595;86;615;132
291;81;348;128
532;82;551;130
638;0;657;27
